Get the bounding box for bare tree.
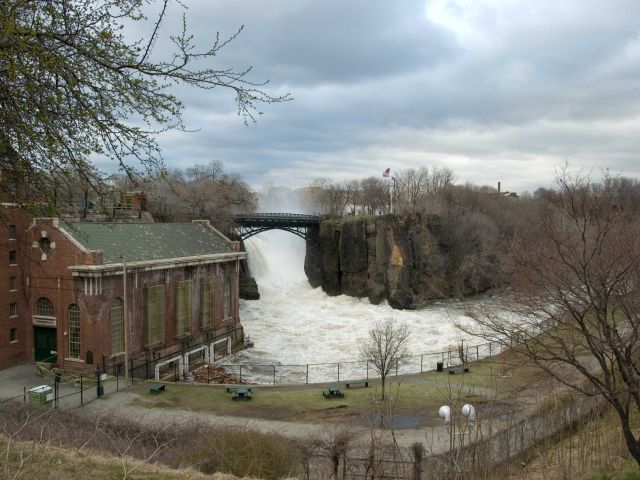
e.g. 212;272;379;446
396;167;430;210
1;0;290;211
461;169;640;465
146;161;256;221
361;318;410;401
428;167;455;194
360;176;387;215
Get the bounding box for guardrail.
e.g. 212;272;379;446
234;213;320;219
205;340;505;385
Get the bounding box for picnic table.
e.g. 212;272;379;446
149;384;165;394
231;387;252;401
322;386;345;399
226;386;253;393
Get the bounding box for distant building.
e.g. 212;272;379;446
0;208;245;373
497;181;519;198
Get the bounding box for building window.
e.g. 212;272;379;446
9;276;16;291
176;280;192;338
111;298;124;354
201;278;213;330
35;297;54;317
9;328;17;343
9;303;17;318
8;225;16;240
145;285;165;347
68;304;80;359
9;251;16;266
38;237;51;255
223;276;231;319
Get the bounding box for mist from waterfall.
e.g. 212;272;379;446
237;229;491;366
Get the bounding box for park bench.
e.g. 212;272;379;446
345;380;368;389
231;387;252;401
149;384;165;394
322;386;345;399
226;386;252;393
448;367;470;375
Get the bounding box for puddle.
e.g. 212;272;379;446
364;413;426;430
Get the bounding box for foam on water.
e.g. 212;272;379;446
237;230;491;366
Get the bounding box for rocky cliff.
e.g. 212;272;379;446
304;214;500;309
238;241;260;300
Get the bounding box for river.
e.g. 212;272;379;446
231;230;498;383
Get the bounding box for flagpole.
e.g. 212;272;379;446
391;176;396;214
383;168;394;215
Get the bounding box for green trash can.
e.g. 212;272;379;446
436;362;444;372
29;385;53;405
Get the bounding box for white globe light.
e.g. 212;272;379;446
461;404;476;422
438;405;451;423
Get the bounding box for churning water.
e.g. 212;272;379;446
234;230;493;380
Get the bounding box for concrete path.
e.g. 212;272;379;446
78;388;484;455
0;363;47;400
0;363;125;409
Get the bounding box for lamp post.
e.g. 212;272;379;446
121;254;129;384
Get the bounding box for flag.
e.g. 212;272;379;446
383;168;390;178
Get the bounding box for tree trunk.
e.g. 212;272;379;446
620;416;640;465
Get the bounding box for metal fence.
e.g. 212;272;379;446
128;327;244;381
212;340;506;385
0;337;507;407
0;368;126;410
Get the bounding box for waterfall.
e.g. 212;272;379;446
237;230;494;367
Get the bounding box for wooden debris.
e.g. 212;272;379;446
189;364;252;385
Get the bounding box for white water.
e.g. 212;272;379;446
235;230;495;376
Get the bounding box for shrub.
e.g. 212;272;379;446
187;427;301;479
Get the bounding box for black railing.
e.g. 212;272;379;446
129;327;244;381
233;213;320;225
216;340;503;385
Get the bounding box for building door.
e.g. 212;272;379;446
33;327;57;363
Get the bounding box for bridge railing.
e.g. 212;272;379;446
233;212;320;221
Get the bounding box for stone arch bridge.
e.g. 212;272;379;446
231;213;320;241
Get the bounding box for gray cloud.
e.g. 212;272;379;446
114;0;640;194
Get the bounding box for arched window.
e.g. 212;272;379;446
111;298;124;354
35;297;54;317
68;304;80;359
223;276;231;319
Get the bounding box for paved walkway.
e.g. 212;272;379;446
0;363;46;400
79;390;463;453
0;363;124;409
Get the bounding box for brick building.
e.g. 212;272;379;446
0;208;246;373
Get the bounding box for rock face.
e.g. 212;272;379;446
238;241;260;300
239;275;260;300
304;214;496;309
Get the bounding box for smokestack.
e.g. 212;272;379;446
497;181;501;194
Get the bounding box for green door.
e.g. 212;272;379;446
33;327;57;363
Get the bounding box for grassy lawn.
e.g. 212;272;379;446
130;370;508;423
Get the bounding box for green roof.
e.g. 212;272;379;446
64;222;233;264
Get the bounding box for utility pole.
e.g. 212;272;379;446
122;255;129;384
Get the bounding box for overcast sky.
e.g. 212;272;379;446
130;0;640;194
